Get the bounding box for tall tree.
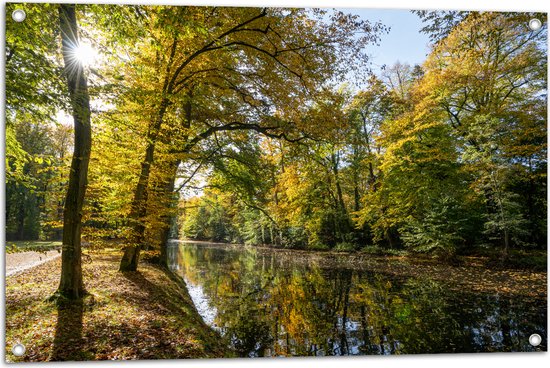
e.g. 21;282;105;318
56;4;92;299
421;12;547;253
119;7;386;270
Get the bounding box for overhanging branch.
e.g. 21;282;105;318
174;121;309;154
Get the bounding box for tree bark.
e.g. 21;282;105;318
158;159;180;267
158;94;193;267
331;153;348;216
56;4;92;300
16;192;25;240
120;36;180;272
119;99;169;271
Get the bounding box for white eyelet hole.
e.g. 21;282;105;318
529;333;542;347
12;9;26;22
12;343;26;357
529;19;542;31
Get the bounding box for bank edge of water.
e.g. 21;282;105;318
175;238;547;272
173;239;547;300
5;250;231;362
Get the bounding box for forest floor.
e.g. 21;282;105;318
5;249;230;362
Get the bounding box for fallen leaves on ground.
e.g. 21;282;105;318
5;251;230;362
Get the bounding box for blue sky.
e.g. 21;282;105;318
345;8;431;73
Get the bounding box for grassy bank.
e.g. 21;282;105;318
5;249;230;362
5;241;61;254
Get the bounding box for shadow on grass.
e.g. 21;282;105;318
121;269;201;322
120;268;227;357
51;299;93;361
45;268;226;360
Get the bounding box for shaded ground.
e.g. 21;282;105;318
5;250;230;362
6;250;61;277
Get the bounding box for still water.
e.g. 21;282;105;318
168;242;547;357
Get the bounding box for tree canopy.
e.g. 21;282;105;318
5;5;547;280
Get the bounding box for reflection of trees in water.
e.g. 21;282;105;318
169;244;546;356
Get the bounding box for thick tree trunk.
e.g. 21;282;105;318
119;244;141;271
119;37;180;272
56;4;92;300
120;100;168;272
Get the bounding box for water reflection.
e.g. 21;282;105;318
168;242;547;357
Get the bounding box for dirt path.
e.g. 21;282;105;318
6;250;61;277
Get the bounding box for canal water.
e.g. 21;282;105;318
168;241;547;357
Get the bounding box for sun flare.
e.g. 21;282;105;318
73;42;97;66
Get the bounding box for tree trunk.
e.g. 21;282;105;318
119;37;180;272
331;153;347;215
351;145;361;212
353;183;360;213
159;159;181;267
503;227;510;257
119;244;141;271
331;152;350;242
56;4;92;300
16;192;25;240
158;94;193;267
119;100;168;272
368;162;376;188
